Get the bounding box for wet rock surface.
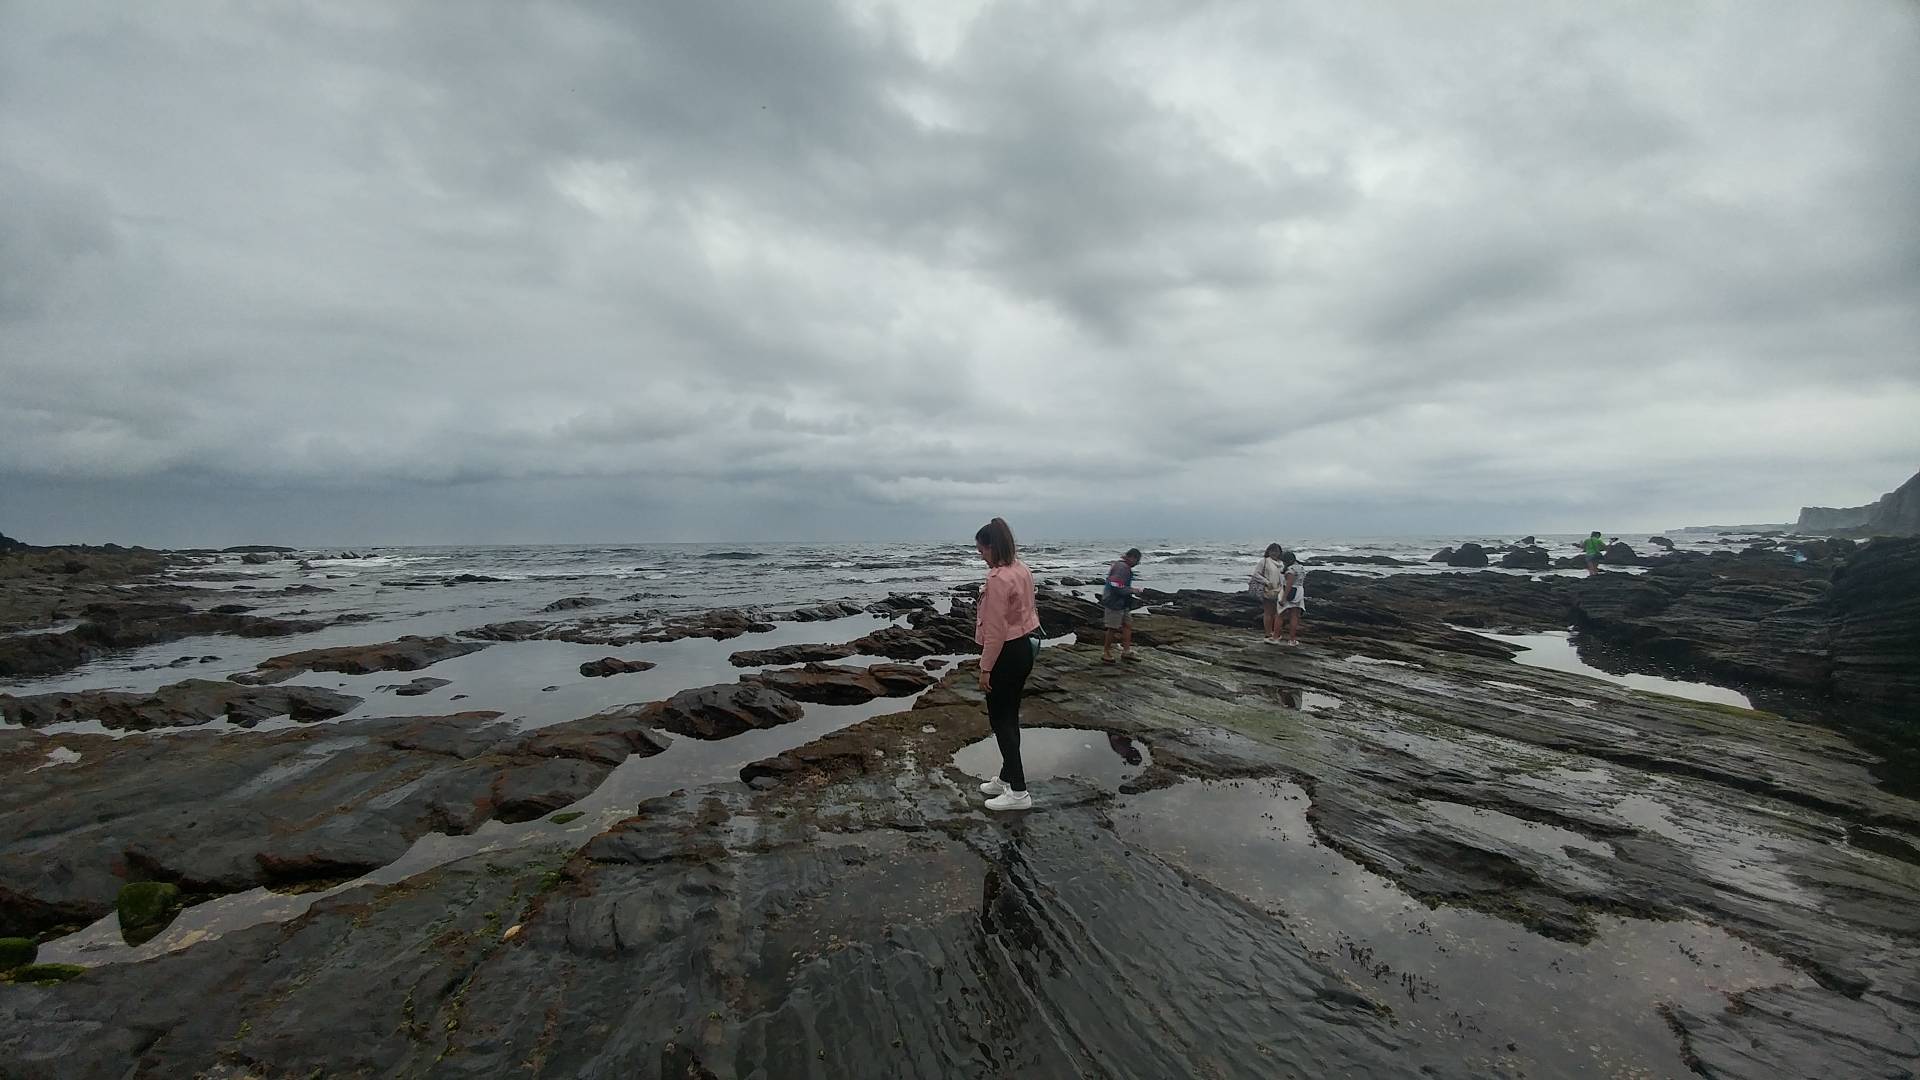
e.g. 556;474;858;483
0;600;327;679
1;551;1917;1077
0;679;361;730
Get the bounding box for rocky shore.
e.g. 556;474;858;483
0;538;1916;1077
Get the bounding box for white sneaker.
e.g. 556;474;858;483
985;789;1032;812
979;777;1009;796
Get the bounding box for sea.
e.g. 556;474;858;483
199;531;1694;614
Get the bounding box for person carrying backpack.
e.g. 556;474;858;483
1102;547;1142;664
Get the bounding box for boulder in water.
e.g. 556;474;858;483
1499;546;1551;571
542;596;610;613
579;657;656;678
1444;543;1490;568
745;662;936;705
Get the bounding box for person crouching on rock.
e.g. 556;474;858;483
1252;543;1287;643
974;517;1042;812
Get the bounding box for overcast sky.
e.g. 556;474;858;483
3;1;1916;546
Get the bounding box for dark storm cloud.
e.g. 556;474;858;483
1;0;1916;545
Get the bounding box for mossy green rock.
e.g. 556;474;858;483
10;963;86;985
0;937;37;971
116;881;183;946
550;811;584;824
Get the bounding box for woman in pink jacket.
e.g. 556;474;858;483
973;517;1043;812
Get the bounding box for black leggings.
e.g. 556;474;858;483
987;635;1037;791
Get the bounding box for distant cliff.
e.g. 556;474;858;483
1797;470;1920;537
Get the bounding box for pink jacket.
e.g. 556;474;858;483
975;560;1042;672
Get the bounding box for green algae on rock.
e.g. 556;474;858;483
0;937;36;971
116;882;182;946
8;963;85;985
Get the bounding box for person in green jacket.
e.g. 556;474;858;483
1582;531;1605;576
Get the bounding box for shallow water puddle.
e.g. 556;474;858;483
1608;792;1817;907
1112;778;1806;1077
1276;687;1343;712
27;746;82;771
951;727;1150;790
1468;629;1754;709
1419;799;1616;887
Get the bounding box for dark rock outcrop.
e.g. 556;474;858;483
234;635;487;684
1649;536;1675;550
459;620;546;642
381;677;450;697
729;642;858;668
1443;543;1490;568
626;684;805;740
845;613;979;660
744;662;936;705
773;601;867;622
1568;557;1831;690
1499;546;1551;571
0;680;362;731
542;596;610;613
1315;555;1416;567
866;593;934;616
579;657;656;678
1827;537;1920;710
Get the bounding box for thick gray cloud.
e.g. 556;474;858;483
2;0;1916;546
